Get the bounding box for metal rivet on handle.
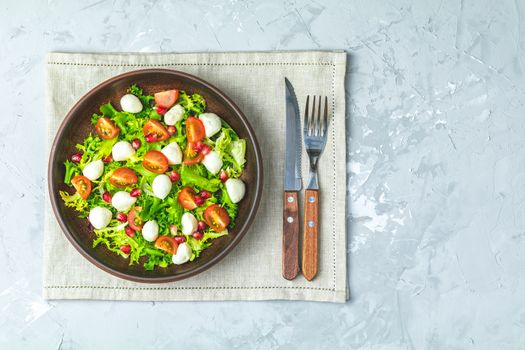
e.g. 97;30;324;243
287;217;294;223
308;220;315;228
309;196;315;203
287;196;294;203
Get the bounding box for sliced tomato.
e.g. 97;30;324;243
143;119;169;142
95;117;120;140
154;90;179;108
143;150;169;174
154;236;179;254
71;175;92;199
186;117;206;143
128;206;144;231
204;204;230;232
183;142;204;165
110;168;138;188
178;186;198;210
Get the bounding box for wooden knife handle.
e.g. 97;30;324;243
282;191;299;280
302;189;319;281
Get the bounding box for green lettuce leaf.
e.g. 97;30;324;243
59;191;89;215
180;165;221;192
63;160;80;185
93;222;143;264
178;91;206;115
228;139;246;171
220;186;238;223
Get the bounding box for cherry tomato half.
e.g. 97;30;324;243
71;175;92;200
95;117;120;140
154;236;179;254
110;168;138;188
142;150;169;174
154;90;179;108
204;204;230;232
183;142;204;165
178;186;198;210
143;119;169;142
127;206;144;231
186;117;206;143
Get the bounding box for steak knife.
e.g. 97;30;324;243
282;78;302;280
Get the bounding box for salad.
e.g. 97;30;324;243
60;85;247;270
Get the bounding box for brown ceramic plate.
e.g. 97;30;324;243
48;69;263;283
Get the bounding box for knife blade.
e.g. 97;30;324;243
282;77;302;280
284;78;302;191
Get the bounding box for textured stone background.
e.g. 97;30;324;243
1;0;524;348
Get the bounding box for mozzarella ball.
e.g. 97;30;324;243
199;113;222;138
172;242;191;265
82;159;104;181
164;104;185;125
142;220;159;242
120;94;143;113
161;142;182;165
181;213;197;235
111;191;137;212
201;151;223;175
112;141;136;161
152;174;172;200
225;178;246;203
88;207;112;229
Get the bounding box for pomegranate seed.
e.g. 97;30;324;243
102;191;112;203
174;236;186;244
71;152;83;163
125;227;135;238
199;190;211;199
170;225;178;235
192;231;203;240
156;106;167;115
194;142;203;152
219;170;229;183
200;144;212;155
194;196;204;206
116;212;127;223
167;126;177;135
131;138;141;150
168;171;180;183
102;154;113;163
120;245;131;254
145;133;158;143
130;188;142;197
197;221;207;231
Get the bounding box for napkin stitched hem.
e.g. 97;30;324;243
44;285;336;291
45;59;338;292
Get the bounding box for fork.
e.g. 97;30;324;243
302;95;329;281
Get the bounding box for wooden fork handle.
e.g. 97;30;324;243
282;191;299;280
302;189;319;281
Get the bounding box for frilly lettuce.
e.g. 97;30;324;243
186;229;228;261
178;91;206;115
63;160;80;185
59;191;89;214
75;134;116;168
214;127;246;177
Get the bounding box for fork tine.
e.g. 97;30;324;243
304;95;310;134
319;96;325;135
316;95;322;136
311;96;316;136
323;96;328;137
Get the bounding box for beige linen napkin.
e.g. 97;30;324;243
44;51;347;302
